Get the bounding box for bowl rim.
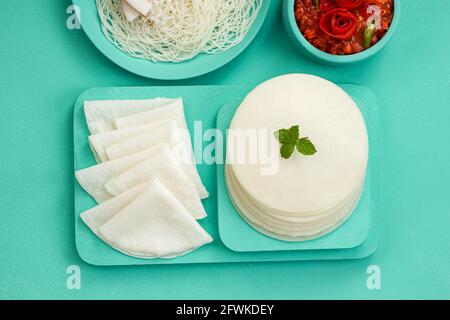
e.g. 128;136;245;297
285;0;401;63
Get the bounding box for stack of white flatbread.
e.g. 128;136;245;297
76;97;212;259
226;74;369;241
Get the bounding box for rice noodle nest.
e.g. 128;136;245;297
97;0;263;62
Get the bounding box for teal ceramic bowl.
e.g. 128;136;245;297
282;0;401;65
73;0;270;80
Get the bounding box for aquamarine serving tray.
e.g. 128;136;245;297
74;84;379;266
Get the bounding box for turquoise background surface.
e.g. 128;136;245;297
0;0;449;299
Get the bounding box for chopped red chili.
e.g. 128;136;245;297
294;0;394;55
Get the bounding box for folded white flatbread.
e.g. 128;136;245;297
88;119;172;163
84;97;208;198
121;0;140;22
84;97;179;134
114;100;208;199
114;99;185;130
98;179;213;259
105;122;207;199
125;0;152;16
105;120;178;160
105;145;207;219
75;146;161;203
80;183;148;237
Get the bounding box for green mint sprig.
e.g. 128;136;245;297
274;125;317;159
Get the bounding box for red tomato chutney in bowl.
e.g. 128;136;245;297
294;0;394;55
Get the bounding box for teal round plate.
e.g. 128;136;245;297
74;0;270;80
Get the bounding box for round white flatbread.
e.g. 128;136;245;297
227;74;368;215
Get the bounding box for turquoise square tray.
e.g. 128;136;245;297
74;84;379;266
216;87;376;252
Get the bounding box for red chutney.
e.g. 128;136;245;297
294;0;394;55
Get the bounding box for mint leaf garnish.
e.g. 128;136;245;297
280;143;295;159
275;125;316;159
276;125;299;145
296;137;317;156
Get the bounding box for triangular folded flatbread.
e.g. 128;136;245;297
105;120;178;160
84;97;208;198
114;99;185;130
80;183;148;237
98;179;213;259
113;100;208;199
121;0;140;22
105;145;207;219
105;122;207;199
125;0;152;16
75;146;161;203
84;97;179;134
88;119;172;163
